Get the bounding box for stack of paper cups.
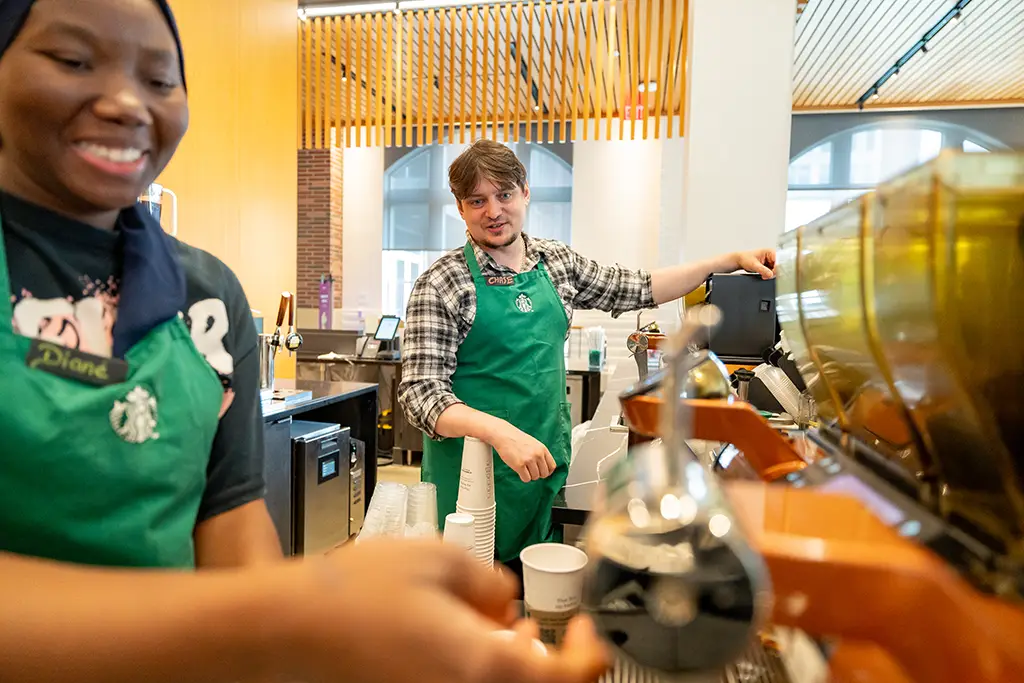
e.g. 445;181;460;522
442;512;475;552
456;436;496;568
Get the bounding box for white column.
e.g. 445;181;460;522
342;142;385;325
681;0;796;263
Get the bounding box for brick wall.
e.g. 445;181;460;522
297;148;344;310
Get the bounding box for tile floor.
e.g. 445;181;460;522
378;463;422;487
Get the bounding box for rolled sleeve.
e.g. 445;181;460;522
398;278;465;440
569;249;656;317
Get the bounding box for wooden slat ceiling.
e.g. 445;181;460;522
795;0;1024;110
299;0;688;148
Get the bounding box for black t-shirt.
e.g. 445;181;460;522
1;191;264;523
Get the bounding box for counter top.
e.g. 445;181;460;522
262;379;378;421
565;358;604;375
301;354;600;375
298;354;400;366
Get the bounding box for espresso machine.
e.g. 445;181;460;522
588;151;1024;683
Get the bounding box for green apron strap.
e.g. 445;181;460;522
463;241;483;278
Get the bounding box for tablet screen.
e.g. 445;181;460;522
374;316;401;341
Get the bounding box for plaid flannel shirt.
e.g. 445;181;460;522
398;235;655;439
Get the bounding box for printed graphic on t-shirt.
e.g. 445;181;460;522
11;277;119;356
12;276;237;416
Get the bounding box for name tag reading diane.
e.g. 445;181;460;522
26;339;129;386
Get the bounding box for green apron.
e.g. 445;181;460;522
0;214;224;569
423;241;571;563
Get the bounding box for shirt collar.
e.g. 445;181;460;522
469;233;544;274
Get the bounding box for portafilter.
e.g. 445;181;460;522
582;305;772;680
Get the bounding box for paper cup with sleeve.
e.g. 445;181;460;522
520;543;589;648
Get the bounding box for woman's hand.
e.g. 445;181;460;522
285;540;610;683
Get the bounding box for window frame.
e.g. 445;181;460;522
787;120;1008;193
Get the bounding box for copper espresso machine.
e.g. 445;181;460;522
587;151;1024;683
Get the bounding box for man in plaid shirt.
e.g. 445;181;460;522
399;139;775;569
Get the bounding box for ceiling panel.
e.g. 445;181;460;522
299;0;1024;147
795;0;1024;110
299;0;689;148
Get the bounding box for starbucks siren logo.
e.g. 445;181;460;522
110;386;160;444
515;293;534;313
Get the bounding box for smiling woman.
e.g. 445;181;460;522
0;0;188;229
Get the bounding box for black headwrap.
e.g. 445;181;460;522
0;0;187;90
0;0;191;358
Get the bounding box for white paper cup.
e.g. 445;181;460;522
491;630;548;656
442;513;475;552
520;543;588;648
458;437;495;509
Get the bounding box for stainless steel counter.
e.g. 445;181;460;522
262;378;377;421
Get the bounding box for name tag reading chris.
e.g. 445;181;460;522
486;276;515;287
26;339;129;387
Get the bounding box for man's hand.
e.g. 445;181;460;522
490;423;558;483
735;249;777;279
290;540;611;683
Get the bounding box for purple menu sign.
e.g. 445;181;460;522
318;276;334;330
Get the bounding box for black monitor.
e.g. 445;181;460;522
373;315;401;342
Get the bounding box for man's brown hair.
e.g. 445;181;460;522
448;139;528;202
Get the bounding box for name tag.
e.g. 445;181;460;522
486;276;515;287
26;339;129;387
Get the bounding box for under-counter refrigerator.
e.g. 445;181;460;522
291;421;351;555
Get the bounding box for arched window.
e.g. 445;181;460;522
786;122;1005;231
382;142;573;317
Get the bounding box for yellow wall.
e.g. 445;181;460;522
158;0;298;378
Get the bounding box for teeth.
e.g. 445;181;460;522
78;143;143;163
